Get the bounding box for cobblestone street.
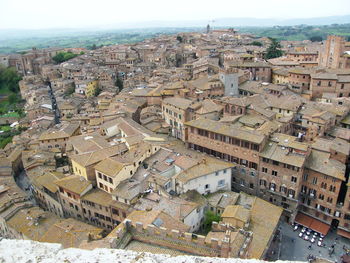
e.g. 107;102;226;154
278;221;350;262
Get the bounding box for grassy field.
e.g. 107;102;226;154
0;125;11;132
237;24;350;41
0;24;349;54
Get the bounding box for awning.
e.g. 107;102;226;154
295;212;330;236
295;212;313;227
337;229;350;240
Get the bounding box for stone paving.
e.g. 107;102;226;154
278;221;350;262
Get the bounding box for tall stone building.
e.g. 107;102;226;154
319;35;350;69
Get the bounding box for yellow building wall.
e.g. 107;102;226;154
86;80;98;97
71;160;89;180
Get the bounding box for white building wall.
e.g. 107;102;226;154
182;169;232;195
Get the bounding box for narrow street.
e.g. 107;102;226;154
14;170;36;206
46;81;60;124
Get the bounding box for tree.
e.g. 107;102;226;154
52;51;78;64
203;211;221;234
94;87;102;97
64;87;75;96
0;66;21;93
250;41;263;47
265;38;283;59
115;77;123;92
176;35;183;43
310;36;323;42
8;94;19;104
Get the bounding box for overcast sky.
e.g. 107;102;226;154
1;0;349;29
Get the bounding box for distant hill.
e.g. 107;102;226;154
100;15;350;29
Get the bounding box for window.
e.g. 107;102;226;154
309;189;316;197
301;185;307;193
112;208;119;215
239;179;245;186
291;176;297;183
327;197;333;204
251;143;259;151
329;185;336;192
269;183;276;191
303;174;309;181
272;160;279;166
205;184;210;189
242;141;250;149
280;186;287;193
272;170;278;176
108;177;113;184
259;179;266;186
312;177;318;185
98;172;102;179
288;189;295;198
262;167;268;173
262;158;269;163
319;194;324;200
218;180;225;187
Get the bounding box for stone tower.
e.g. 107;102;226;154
219;67;239;97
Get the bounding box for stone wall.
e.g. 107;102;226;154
0;238;305;263
110;219;252;258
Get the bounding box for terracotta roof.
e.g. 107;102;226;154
222;205;250;223
126;210;190;232
33;171;66;193
54;175;91;195
94;157;126;177
176;157;235;183
39;217;103;248
81;188;113;206
305;150;346;181
185;118;265;144
70;143;128;167
162;97;192;110
247;197;283;259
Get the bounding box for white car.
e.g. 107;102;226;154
301;227;306;233
311;238;315;243
299;232;304;238
294;225;299;231
318;241;323;247
306;231;311;236
304;235;309;241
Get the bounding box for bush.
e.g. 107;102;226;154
203;211;221;234
310;36;323;42
64;87;75;96
52;51;78;64
265;38;283;59
250;41;263;47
